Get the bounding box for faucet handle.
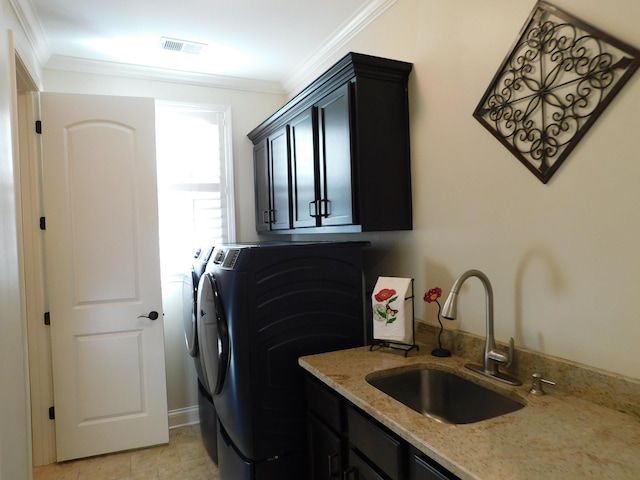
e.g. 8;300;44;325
529;373;555;396
504;337;515;369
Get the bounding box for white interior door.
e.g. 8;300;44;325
41;92;169;461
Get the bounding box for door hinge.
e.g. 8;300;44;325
48;406;55;420
40;217;46;230
44;312;50;326
35;120;42;134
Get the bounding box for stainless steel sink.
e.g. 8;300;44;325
367;368;524;424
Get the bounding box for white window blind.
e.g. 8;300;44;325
155;102;235;277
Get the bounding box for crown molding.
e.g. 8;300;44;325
9;0;50;65
45;55;286;94
9;0;394;96
282;0;397;95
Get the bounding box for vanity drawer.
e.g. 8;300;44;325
347;405;404;480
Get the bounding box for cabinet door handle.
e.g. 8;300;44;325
309;200;318;218
319;198;330;218
328;452;340;477
343;467;357;480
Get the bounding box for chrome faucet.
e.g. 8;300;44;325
442;269;521;386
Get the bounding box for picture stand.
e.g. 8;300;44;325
370;280;419;357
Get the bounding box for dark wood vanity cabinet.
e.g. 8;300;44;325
410;447;460;480
306;376;346;479
306;376;460;480
346;405;405;479
249;52;413;234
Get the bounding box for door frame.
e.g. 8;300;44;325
15;56;57;466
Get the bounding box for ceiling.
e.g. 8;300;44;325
25;0;394;92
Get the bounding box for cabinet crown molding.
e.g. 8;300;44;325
248;52;412;142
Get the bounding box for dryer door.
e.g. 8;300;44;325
197;272;230;396
182;267;199;357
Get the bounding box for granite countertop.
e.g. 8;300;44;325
299;345;640;480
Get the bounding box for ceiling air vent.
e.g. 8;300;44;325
160;37;206;55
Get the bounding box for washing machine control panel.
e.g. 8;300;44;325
212;249;226;265
212;248;242;270
221;249;241;269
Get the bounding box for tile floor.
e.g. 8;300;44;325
33;424;220;480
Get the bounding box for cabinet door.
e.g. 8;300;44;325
253;139;271;232
268;127;292;230
290;108;318;228
347;406;404;480
308;414;343;480
410;448;459;480
317;83;354;226
346;449;388;480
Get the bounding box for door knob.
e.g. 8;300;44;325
138;311;159;320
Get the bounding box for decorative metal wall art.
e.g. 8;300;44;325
473;1;640;184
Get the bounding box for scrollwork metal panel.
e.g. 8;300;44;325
474;1;640;184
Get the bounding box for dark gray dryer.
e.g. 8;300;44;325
198;241;368;479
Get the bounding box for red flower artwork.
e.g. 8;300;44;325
375;288;396;303
423;286;451;357
373;288;400;324
423;287;442;304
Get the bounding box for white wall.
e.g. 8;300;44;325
297;0;640;380
0;0;40;477
42;70;285;412
0;57;31;477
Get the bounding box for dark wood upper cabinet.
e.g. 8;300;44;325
253;138;271;233
248;52;413;234
253;127;293;231
268;127;293;231
317;84;353;228
290;107;318;229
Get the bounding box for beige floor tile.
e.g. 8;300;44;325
128;467;160;480
33;460;80;480
77;451;132;480
169;424;201;443
130;444;180;473
33;425;214;480
158;457;213;480
176;438;208;463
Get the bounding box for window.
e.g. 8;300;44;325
155;102;235;278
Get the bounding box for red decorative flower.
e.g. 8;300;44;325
374;288;396;302
424;287;442;304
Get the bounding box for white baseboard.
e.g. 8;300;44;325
168;405;199;429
